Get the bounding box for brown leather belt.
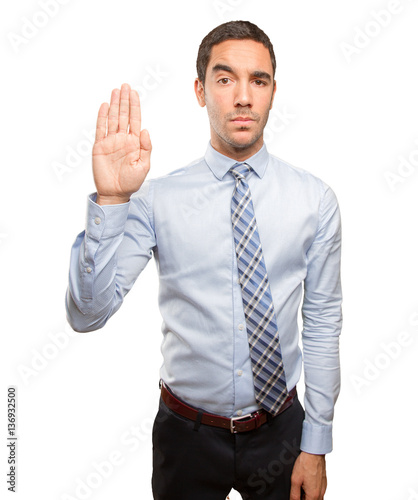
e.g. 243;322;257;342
161;382;297;434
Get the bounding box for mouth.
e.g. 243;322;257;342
231;117;255;126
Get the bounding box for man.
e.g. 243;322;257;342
66;21;342;500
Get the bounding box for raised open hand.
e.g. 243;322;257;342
92;83;152;205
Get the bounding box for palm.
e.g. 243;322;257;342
93;132;144;197
92;84;151;204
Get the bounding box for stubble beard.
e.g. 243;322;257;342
206;101;271;153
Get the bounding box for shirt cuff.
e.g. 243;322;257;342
86;193;130;240
300;421;333;455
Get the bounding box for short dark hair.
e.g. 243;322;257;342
196;20;276;84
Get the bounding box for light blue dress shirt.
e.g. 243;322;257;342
66;142;342;454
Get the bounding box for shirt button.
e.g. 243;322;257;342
86;267;92;273
94;217;101;225
237;410;243;416
238;324;244;331
237;370;243;376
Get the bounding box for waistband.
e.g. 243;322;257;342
160;382;297;433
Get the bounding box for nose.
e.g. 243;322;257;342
233;81;252;108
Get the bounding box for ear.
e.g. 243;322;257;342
269;80;277;110
194;78;206;107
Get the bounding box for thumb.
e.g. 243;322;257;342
140;129;152;166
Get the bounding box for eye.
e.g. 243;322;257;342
254;79;267;86
218;78;231;85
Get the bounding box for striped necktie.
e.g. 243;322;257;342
230;163;288;415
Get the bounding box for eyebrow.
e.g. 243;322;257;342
252;70;272;82
211;64;272;82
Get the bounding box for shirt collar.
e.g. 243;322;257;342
204;142;269;180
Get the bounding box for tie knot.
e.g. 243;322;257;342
230;163;251;181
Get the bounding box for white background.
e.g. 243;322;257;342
1;0;418;499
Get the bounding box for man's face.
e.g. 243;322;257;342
195;39;276;160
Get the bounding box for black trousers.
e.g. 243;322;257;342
152;392;305;500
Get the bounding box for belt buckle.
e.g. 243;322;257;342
230;412;257;434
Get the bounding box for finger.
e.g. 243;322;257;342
95;102;109;142
118;83;131;133
139;129;152;167
108;88;120;135
289;478;302;500
129;89;141;140
289;485;301;500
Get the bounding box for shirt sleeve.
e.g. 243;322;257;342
65;182;156;332
300;184;342;455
